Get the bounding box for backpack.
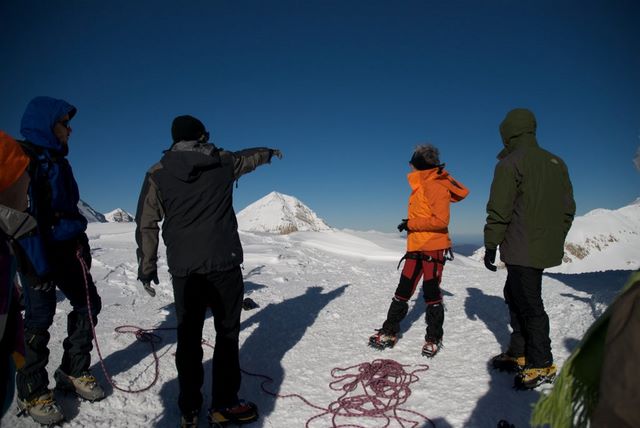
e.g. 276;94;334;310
14;141;87;279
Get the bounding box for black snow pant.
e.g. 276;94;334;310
17;241;101;400
382;250;445;342
172;266;244;415
503;264;552;367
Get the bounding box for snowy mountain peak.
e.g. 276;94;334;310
237;191;331;234
78;200;106;223
105;208;134;223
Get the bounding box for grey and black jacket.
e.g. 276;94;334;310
135;141;275;280
484;109;576;269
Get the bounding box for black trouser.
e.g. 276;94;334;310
504;264;552;367
172;267;244;415
382;250;445;341
18;242;101;400
1;284;20;417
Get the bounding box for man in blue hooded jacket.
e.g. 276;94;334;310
13;96;104;425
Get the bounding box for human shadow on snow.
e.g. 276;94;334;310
544;269;633;319
238;284;349;426
463;287;540;427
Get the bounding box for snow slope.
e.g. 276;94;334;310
3;222;631;428
552;198;640;273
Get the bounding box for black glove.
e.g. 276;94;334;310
139;272;159;297
397;219;409;232
484;248;497;272
242;297;259;310
77;234;92;269
270;149;283;161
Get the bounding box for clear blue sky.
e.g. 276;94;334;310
1;1;639;243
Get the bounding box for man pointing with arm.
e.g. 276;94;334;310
135;115;281;427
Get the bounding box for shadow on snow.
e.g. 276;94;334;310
463;287;540;427
238;284;349;426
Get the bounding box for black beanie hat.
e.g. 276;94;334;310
410;144;441;170
171;115;206;143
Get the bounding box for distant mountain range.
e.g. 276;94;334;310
81;194;640;274
78;191;332;232
470;198;640;273
79;200;133;223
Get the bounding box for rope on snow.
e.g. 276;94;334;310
79;252;435;426
242;358;435;428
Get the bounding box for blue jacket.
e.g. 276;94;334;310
17;97;87;278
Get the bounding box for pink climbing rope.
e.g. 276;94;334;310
241;358;435;428
77;250;164;393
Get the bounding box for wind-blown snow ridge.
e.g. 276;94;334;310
237;191;331;234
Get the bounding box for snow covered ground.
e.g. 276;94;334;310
2;223;633;427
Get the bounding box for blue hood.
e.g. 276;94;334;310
20;96;77;152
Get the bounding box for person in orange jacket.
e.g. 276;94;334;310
369;144;469;357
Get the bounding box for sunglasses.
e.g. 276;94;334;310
57;120;71;129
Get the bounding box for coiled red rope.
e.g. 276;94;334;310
242;358;435;428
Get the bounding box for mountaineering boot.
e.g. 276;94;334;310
180;410;199;427
368;329;398;350
421;338;442;358
491;352;526;373
54;367;106;401
17;390;65;425
208;400;259;426
514;364;557;390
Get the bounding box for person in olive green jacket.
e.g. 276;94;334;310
483;108;575;390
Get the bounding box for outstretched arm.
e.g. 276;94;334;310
228;148;282;180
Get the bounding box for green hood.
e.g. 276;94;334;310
498;108;538;158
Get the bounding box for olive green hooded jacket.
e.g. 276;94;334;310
484;108;575;269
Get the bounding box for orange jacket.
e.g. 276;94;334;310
406;168;469;251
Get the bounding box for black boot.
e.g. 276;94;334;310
60;311;96;376
425;303;444;342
